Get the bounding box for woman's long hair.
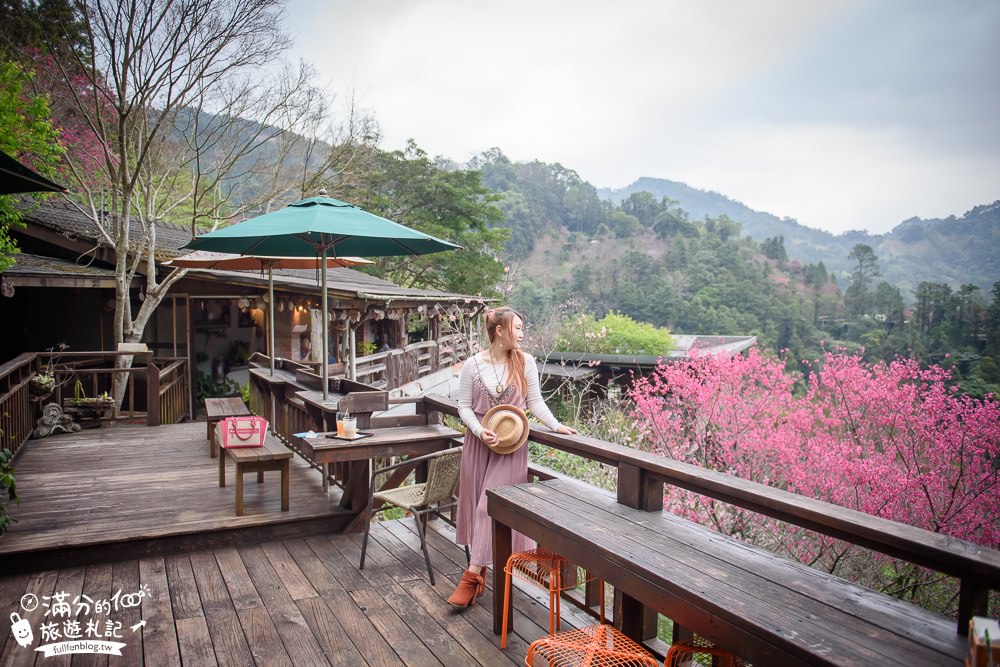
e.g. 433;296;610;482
486;306;527;394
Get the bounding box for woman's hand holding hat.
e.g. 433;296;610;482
480;428;497;446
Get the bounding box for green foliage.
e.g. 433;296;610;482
194;371;240;408
0;448;19;536
0;60;64;272
351;141;508;297
761;235;788;261
240;382;251;406
555;312;673;356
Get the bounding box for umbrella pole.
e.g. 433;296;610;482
268;267;276;376
321;248;330;401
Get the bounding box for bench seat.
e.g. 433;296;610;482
216;426;292;516
488;479;966;667
204;397;251;458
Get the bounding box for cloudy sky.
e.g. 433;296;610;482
285;0;999;235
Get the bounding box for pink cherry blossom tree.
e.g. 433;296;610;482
630;348;1000;612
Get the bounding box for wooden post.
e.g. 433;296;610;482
616;463;662;641
493;516;513;635
145;353;160;427
958;577;987;635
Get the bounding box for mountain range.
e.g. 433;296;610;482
598;178;1000;293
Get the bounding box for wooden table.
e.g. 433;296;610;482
204;396;251;458
297;424;462;517
487;479;965;667
216;425;292;516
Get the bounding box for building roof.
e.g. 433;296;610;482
25;200;192;260
1;253;126;289
541;335;757;372
20;201;477;304
181;266;472;303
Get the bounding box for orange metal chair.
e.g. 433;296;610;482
525;623;659;666
664;637;745;666
501;547;604;649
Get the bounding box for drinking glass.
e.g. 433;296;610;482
343;416;358;439
336;411;347;437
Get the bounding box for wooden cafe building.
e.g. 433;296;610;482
0;200;482;401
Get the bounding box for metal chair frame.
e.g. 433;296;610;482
359;446;466;585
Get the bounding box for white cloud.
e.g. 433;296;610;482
285;0;999;234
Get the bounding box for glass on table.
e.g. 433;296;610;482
336;411;348;437
342;416;358;439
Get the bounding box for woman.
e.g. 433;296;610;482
448;306;577;606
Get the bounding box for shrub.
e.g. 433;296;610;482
555;311;672;356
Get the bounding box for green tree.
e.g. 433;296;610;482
354;141;508;296
761;235;788;262
620;191;660;227
556;311;673;356
0;60;63;272
845;243;880;318
986;281;1000;358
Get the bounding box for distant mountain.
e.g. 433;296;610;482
599;178;999;292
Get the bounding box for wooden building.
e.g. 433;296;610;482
0;201;482;392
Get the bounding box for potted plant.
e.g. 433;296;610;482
29;343;68;401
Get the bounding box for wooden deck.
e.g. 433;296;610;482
0;518;587;665
0;421;590;665
0;422;354;572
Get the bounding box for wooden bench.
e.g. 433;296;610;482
215;425;292;517
488;479;967;667
204;397;251;458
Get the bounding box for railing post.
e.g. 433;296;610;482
615;463;662;642
958;577;987;635
145;354;160;427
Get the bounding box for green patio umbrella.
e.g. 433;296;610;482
183;195;461;400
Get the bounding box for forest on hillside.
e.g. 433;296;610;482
470;150;1000;399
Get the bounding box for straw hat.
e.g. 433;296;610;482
482;404;530;455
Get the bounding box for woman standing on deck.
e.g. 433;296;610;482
448;306;577;607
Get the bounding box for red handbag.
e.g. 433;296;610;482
220;416;268;448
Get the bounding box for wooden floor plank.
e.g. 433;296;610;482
258;541;319;602
70;563;113;667
1;569;58;667
43;566;87;667
110;560;143;666
237;545;331;666
235;606;294;667
138;557;181;667
296;536;405;666
174;616;216;667
187;552;255;667
340;526;507;667
320;536;440;667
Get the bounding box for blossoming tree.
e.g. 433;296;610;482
630;348;1000;612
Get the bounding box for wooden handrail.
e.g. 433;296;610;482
421;393;1000;631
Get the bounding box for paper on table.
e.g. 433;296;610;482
293;430;317;439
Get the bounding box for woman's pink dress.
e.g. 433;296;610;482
455;369;533;567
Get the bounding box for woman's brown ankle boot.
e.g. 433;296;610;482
447;570;485;607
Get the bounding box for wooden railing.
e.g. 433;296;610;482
155;358;190;426
0;352;190;457
421;394;1000;637
0;354;39;458
354;334;467;390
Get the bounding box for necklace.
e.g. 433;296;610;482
488;351;506;395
